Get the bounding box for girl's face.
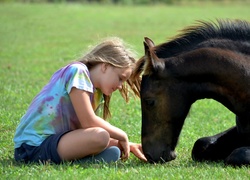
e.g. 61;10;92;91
99;64;132;96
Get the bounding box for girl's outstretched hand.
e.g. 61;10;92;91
129;142;147;162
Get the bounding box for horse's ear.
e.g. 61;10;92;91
143;37;165;75
145;37;155;48
143;37;155;56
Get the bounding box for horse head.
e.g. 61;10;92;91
140;37;192;163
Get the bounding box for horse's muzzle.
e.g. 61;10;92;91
145;150;176;163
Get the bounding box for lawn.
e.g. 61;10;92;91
0;2;250;179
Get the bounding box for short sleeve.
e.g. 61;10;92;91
64;63;94;94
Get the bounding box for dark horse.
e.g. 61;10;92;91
133;19;250;166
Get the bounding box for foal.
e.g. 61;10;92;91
132;19;250;166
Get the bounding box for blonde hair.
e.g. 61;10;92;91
78;37;141;120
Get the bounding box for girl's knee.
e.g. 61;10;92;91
92;127;110;148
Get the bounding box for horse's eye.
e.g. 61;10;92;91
145;99;155;107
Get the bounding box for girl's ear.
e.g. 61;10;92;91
101;63;108;73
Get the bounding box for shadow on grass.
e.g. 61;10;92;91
125;158;229;169
0;156;233;170
0;158;20;167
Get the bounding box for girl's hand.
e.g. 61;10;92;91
118;139;130;161
129;142;147;162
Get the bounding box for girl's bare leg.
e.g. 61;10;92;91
57;127;110;161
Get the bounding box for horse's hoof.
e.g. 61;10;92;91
225;147;250;167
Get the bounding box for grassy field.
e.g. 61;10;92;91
1;2;250;179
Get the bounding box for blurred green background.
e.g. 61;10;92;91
1;1;250;179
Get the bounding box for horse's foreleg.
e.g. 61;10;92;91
236;114;250;135
191;126;245;162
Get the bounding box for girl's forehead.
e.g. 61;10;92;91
114;66;132;76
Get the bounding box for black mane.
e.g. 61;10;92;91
155;19;250;58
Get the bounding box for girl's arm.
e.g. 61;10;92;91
69;87;130;159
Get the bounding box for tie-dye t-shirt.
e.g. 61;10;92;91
14;62;103;148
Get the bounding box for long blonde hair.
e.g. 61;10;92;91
78;37;141;120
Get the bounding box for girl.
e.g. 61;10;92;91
14;37;146;164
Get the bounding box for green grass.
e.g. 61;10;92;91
1;2;250;179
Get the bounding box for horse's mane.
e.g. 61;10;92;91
132;19;250;82
156;19;250;58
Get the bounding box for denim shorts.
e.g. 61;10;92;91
14;131;69;164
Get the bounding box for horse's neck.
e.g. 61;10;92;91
167;47;250;110
171;44;250;79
